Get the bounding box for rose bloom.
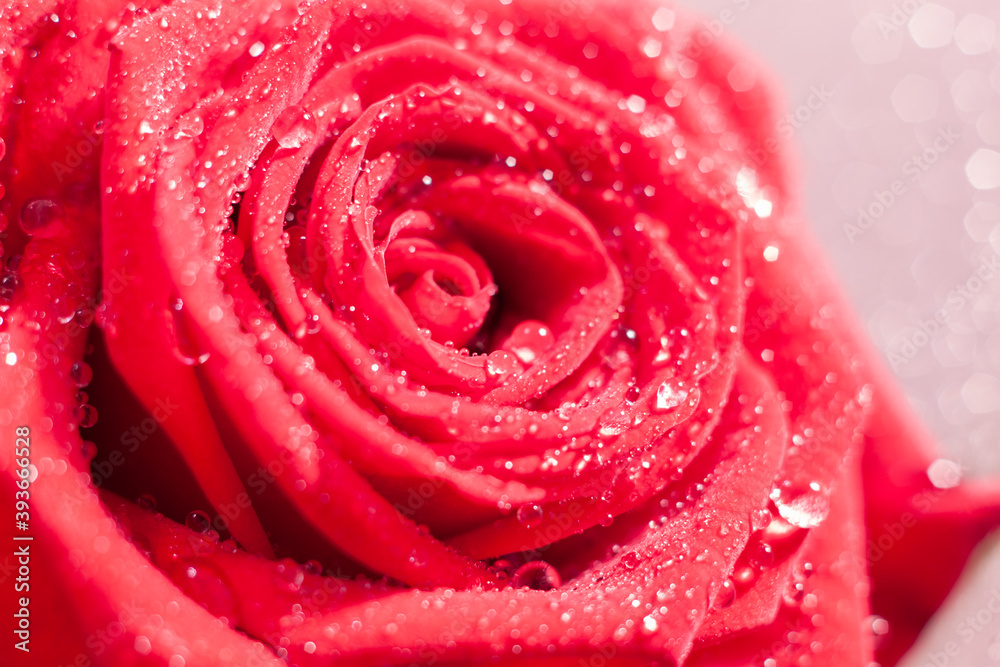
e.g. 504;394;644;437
1;0;998;665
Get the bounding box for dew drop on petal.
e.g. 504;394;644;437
516;503;544;528
185;510;212;533
486;349;519;377
80;440;97;461
169;298;210;366
20;198;64;235
770;484;831;529
512;561;561;590
715;578;736;609
506;320;552;365
70;361;93;387
272;106;317;149
76;403;98;428
620;551;641;570
654;381;689;412
749;541;774;568
136;494;157;511
783;579;806;606
751;507;773;531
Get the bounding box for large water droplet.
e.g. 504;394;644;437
715;577;736;608
751;508;772;531
20;199;64;235
782;578;805;606
770;484;831;529
486;349;519;378
620;551;641;570
512;561;561;590
748;541;774;568
136;494;157;511
164;115;204;150
655;380;689;411
272;105;317;149
185;510;212;533
505;320;552;365
516;503;544;528
169;297;210;366
70;361;93;388
76;403;98;428
80;441;98;461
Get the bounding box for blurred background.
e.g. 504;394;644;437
680;0;1000;663
683;0;1000;477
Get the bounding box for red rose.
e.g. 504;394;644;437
2;1;998;665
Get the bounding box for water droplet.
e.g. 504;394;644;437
169;297;210;366
868;614;889;639
620;551;641;570
512;561;561;590
164;115;204;150
70;361;93;387
625;385;641;403
782;579;805;606
80;440;98;460
505;320;552;364
492;558;516;580
0;138;6;161
486;349;518;378
20;199;64;235
272;105;317;149
715;578;736;608
76;403;98;428
136;494;157;511
751;508;772;531
0;274;19;301
221;233;244;263
304;559;323;575
749;541;774;568
177;560;239;622
516;503;544;528
770;485;830;529
185;510;212;533
655;381;688;411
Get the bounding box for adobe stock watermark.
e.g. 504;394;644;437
920;587;1000;667
845;126;959;243
885;251;1000;372
51;125;102;182
875;0;928;39
685;0;754;60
